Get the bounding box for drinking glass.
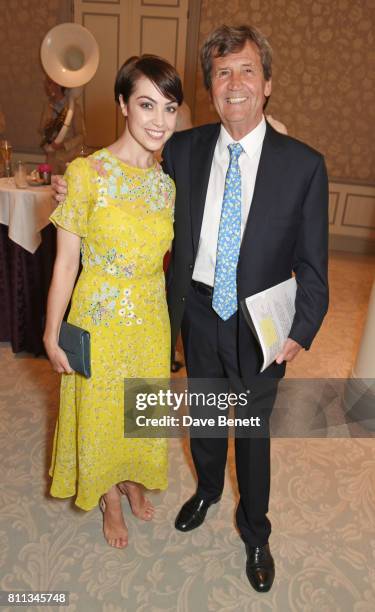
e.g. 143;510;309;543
14;161;28;188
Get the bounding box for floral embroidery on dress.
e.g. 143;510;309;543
118;288;142;326
83;244;136;279
143;170;175;212
87;283;120;325
88;150;175;214
89;158;107;177
96;176;107;209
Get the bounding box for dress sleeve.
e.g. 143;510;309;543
50;157;91;237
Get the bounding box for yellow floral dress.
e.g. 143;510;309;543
49;149;174;510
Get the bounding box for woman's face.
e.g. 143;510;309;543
120;76;179;152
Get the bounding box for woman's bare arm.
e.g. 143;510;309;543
43;227;81;373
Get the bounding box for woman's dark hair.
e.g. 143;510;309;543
114;54;183;105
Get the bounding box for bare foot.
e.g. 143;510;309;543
99;485;128;548
117;481;155;521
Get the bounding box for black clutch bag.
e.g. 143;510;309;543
58;321;91;378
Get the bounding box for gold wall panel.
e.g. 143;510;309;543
194;0;375;185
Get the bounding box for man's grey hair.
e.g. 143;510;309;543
200;24;273;90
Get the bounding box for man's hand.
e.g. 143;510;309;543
52;175;68;203
275;338;302;364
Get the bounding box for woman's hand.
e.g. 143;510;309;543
43;336;73;374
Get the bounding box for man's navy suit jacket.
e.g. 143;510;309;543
162;121;329;382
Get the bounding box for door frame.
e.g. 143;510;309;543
183;0;202;122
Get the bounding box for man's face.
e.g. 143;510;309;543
210;40;272;139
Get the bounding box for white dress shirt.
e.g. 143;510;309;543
192;116;266;287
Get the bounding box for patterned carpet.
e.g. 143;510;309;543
1;251;375;612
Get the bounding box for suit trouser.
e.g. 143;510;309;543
181;283;278;547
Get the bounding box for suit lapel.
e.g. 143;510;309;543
190;124;220;256
239;123;285;263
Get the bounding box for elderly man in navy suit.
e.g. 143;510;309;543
163;24;328;593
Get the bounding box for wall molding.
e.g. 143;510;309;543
141;0;180;6
140;16;179;64
329;180;375;254
329;234;375;255
183;0;202;119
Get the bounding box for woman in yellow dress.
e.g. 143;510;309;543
43;55;183;548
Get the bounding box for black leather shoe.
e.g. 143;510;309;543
175;493;221;532
245;543;275;592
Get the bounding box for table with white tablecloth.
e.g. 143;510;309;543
0;177;56;253
0;178;58;353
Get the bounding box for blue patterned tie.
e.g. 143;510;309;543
212;142;243;320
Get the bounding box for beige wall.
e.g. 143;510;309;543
2;0;374;188
193;0;375;185
0;0;72;154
